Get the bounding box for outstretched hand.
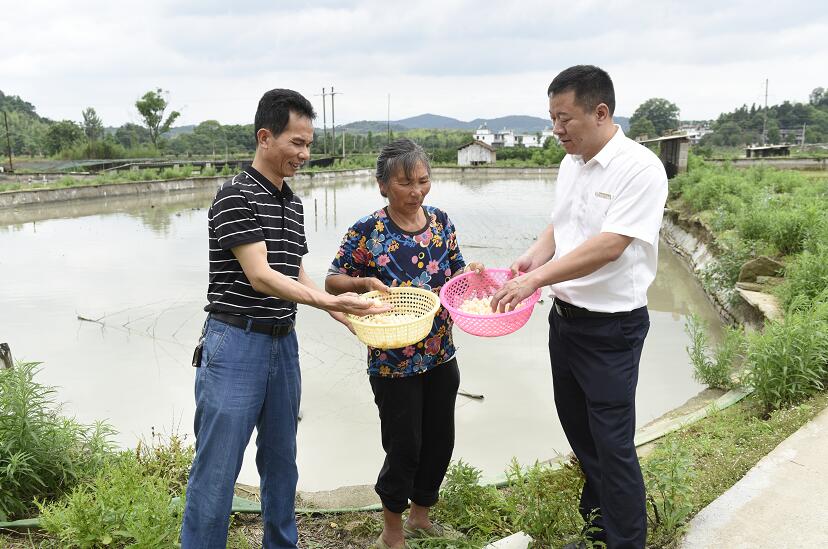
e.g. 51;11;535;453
509;255;533;278
362;277;391;294
464;262;486;274
334;293;393;316
490;274;536;313
328;310;356;334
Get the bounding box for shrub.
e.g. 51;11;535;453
685;315;744;390
0;362;115;521
776;245;828;311
698;239;753;299
643;437;695;544
713;325;746;386
160;167;180;180
503;458;595;548
134;428;194;496
744;302;828;412
768;205;820;256
38;452;184;548
431;460;508;542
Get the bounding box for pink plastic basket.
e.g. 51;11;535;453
439;268;542;337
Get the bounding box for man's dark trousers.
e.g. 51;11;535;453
549;304;650;549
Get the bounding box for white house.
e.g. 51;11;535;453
540;128;556;146
678;123;713;145
458;140;497;165
473;123;496;146
475;122;547;148
493;129;515;147
516;134;540;147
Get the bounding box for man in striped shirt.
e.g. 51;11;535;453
181;89;387;549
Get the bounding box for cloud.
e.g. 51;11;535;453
1;0;826;125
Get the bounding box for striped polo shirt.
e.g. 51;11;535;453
204;167;308;322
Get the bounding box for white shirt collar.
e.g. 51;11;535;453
573;124;625;168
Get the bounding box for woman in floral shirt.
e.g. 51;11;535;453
326;138;481;549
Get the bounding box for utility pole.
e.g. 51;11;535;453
761;78;768;146
316;88;328;155
3;111;13;173
802;123;807;146
330;86;342;155
387;94;391;142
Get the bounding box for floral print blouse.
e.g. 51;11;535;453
328;205;466;378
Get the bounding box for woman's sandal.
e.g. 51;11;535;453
402;521;461;540
370;534;409;549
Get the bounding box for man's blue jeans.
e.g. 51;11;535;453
181;316;301;549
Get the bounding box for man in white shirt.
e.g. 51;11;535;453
492;65;668;549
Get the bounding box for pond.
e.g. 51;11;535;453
0;173;720;492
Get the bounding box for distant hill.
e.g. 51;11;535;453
0;90;48;122
616;116;630;132
163;125;195;137
342;113;630;134
468;115;550;132
339;120;408;133
395;113;471;130
393;113;551;133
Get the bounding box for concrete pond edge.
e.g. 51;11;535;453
0;183;773;530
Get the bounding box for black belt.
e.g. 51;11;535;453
210;313;294;337
553;299;631;319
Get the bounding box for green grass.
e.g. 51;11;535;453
0;362;115;522
3;157;828;547
3;388;828;548
38;451;185;548
0;164;220;193
744;299;828;412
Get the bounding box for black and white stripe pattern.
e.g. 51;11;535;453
204;168;308;321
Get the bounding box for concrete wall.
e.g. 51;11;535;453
708;158;827;170
661;208;768;329
0;166;560;208
0;176;227;208
660;139;690;177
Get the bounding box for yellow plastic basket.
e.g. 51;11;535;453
347;286;441;349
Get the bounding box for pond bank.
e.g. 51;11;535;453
287;209;771;511
680;401;828;548
708;157;827;170
0;166;559;208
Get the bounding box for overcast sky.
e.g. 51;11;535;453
3;0;826;128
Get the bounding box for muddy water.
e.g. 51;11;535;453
0;174;720;491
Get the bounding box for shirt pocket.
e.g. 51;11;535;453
585;190;614;222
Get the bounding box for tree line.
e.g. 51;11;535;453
4;85;827;164
0;89;482;162
626;87;828;146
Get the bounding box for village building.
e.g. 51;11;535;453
745;144;791;158
473;123;544;148
636;133;690;178
457;140;497;166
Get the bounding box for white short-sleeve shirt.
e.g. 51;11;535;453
549;126;668;313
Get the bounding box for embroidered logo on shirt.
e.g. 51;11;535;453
594;191;613;200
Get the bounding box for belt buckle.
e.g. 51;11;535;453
270;323;292;337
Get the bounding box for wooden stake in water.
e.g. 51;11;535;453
3;111;13;173
0;342;13;369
